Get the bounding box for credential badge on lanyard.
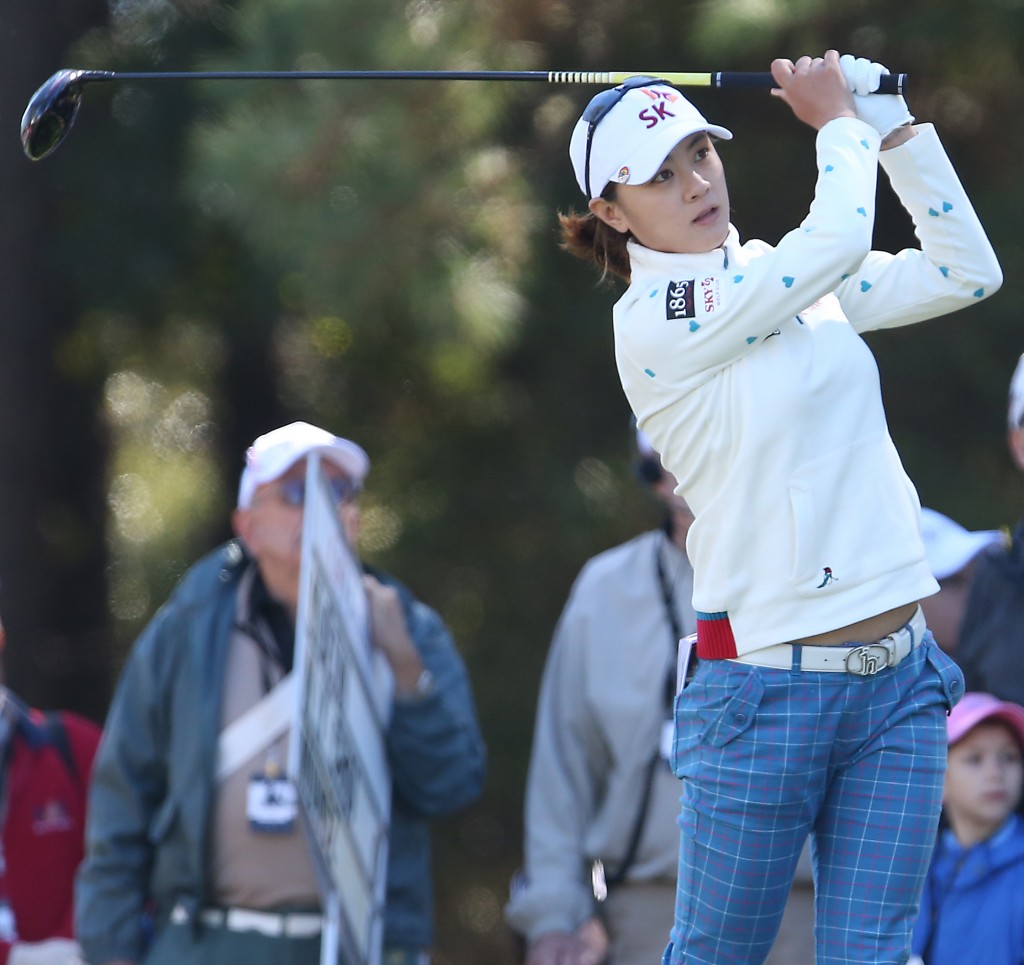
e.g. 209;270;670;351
247;755;298;834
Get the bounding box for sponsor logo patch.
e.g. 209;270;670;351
666;279;696;320
700;275;721;313
636;88;682;129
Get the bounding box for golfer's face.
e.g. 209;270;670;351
599;132;730;254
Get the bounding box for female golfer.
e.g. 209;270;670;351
561;51;1002;964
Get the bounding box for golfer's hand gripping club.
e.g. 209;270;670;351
839;54;915;139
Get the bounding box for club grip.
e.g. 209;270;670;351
715;71;907;95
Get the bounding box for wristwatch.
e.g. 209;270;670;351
413;672;434;696
410;668;436;699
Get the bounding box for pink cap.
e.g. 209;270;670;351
947;692;1024;748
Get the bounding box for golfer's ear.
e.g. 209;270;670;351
589;196;629;234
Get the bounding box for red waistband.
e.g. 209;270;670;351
695;612;738;660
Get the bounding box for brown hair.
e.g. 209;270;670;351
557;185;632;283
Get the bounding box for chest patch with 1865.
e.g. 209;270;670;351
665;279;696;321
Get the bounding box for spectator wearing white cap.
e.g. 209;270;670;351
909;692;1024;965
76;422;486;965
956;353;1024;706
918;508;1002;654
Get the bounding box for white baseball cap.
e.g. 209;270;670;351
569;79;732;200
237;421;370;509
1008;352;1024;430
919;507;1002;580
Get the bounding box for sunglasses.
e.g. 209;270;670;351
581;75;674;198
276;475;361;508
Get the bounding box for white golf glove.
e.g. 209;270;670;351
839;54;914;139
8;938;86;965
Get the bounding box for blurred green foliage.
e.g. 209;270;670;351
3;0;1023;960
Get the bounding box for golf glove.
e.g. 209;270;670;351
839;54;914;139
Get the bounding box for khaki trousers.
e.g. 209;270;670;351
601;880;677;964
601;871;815;965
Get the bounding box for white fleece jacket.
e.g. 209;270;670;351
614;118;1002;656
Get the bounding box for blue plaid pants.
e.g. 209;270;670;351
663;633;963;965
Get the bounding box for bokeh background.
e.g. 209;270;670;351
2;1;1021;962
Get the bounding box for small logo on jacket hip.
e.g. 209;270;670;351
816;567;838;588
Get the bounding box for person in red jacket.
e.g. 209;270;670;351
0;604;101;965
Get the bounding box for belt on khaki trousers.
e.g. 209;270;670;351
728;606;926;675
170;903;322;938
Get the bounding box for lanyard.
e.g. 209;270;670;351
655;534;686;710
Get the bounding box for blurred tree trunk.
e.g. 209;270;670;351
0;0;113;721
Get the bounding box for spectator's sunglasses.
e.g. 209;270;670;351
277;475;361;508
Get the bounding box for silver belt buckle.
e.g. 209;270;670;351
844;639;895;676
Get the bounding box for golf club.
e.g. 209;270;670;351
20;66;909;162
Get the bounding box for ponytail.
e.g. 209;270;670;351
557;200;632;284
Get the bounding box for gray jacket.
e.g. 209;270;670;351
76;541;486;963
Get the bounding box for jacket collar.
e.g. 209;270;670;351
626;224;740;282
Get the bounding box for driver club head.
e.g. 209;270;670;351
20;69;102;161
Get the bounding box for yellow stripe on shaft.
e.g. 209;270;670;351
608;71;713;86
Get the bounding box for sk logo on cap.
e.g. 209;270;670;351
637;88;681;129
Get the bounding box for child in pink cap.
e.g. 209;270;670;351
910;692;1024;965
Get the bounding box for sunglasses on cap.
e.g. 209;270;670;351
276;475;361;508
581;75;675;199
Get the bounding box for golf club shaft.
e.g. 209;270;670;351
74;68;909;94
20;64;910;160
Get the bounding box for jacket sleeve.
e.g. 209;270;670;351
504;587;602;941
835;123;1002;332
75;609;177;965
613;117;880;393
384;586;486;817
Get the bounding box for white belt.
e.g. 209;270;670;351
170;903;322;938
729;606;926;675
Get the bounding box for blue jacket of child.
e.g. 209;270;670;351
912;814;1024;965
